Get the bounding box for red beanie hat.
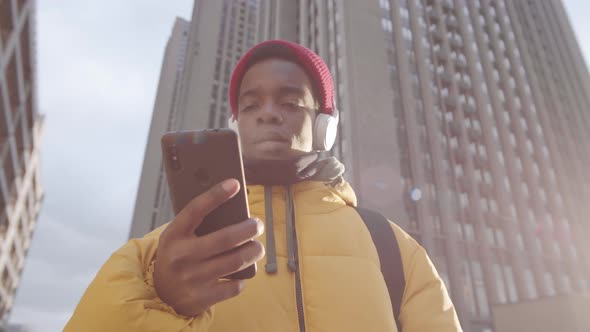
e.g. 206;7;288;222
229;40;335;119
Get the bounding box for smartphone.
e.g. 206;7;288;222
161;128;255;279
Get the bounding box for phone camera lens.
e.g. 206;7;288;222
169;145;180;170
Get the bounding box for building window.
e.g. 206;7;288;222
472;261;490;317
495;228;506;248
400;7;409;19
526;140;534;154
484;171;492;185
455;164;464;177
554;242;561;258
460;193;469;209
516;233;524;250
464;224;475;242
436;258;451;294
463;261;478;316
524;268;538;299
475;169;483;183
562;274;572;293
490;200;498;213
545;272;556;296
473;120;482;132
480;198;489;211
492;127;499;140
402;27;412;40
539;188;546;202
533;163;540;177
504;265;519;302
509;133;517;148
450;136;458;149
381;18;393;32
493;264;508;304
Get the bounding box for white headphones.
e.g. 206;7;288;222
313;106;339;151
227;100;339;151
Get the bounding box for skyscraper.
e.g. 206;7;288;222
129;18;190;239
0;0;44;321
130;1;590;330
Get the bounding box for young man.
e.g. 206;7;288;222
65;40;462;331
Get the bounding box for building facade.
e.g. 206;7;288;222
129;0;590;331
492;295;590;332
129;18;190;239
0;0;44;321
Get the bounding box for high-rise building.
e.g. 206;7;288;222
0;0;44;322
129;18;190;239
129;0;590;330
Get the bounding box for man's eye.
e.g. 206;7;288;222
241;105;258;112
282;102;300;110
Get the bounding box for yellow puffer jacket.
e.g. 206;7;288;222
65;180;461;331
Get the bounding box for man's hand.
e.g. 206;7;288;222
153;179;265;317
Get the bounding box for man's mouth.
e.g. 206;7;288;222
258;131;289;143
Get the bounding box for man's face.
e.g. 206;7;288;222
237;58;317;161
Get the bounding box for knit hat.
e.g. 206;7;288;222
229;39;335;119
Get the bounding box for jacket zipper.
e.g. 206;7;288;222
292;216;306;332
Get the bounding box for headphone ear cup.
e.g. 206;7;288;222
228;117;239;133
313;113;338;151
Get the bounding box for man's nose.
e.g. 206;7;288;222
257;102;282;125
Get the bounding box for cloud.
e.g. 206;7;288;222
9;1;193;331
9;305;71;332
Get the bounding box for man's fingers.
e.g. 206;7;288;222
198;279;245;310
195;240;265;282
171;178;241;235
195;218;264;259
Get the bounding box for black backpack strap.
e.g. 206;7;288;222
355;207;405;331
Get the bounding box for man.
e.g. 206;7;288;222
65;40;462;331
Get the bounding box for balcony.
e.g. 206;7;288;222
441;71;454;87
431;30;444;43
463;103;477;117
456;175;470;192
442;0;453;13
479;182;493;196
428;10;440;24
453;148;467;165
474;154;488;169
445;16;458;31
445;95;459;110
450;37;464;51
454;57;467;71
449;121;462;137
458;79;471;93
436;49;449;63
468;127;482;140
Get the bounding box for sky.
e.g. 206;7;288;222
6;1;590;331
